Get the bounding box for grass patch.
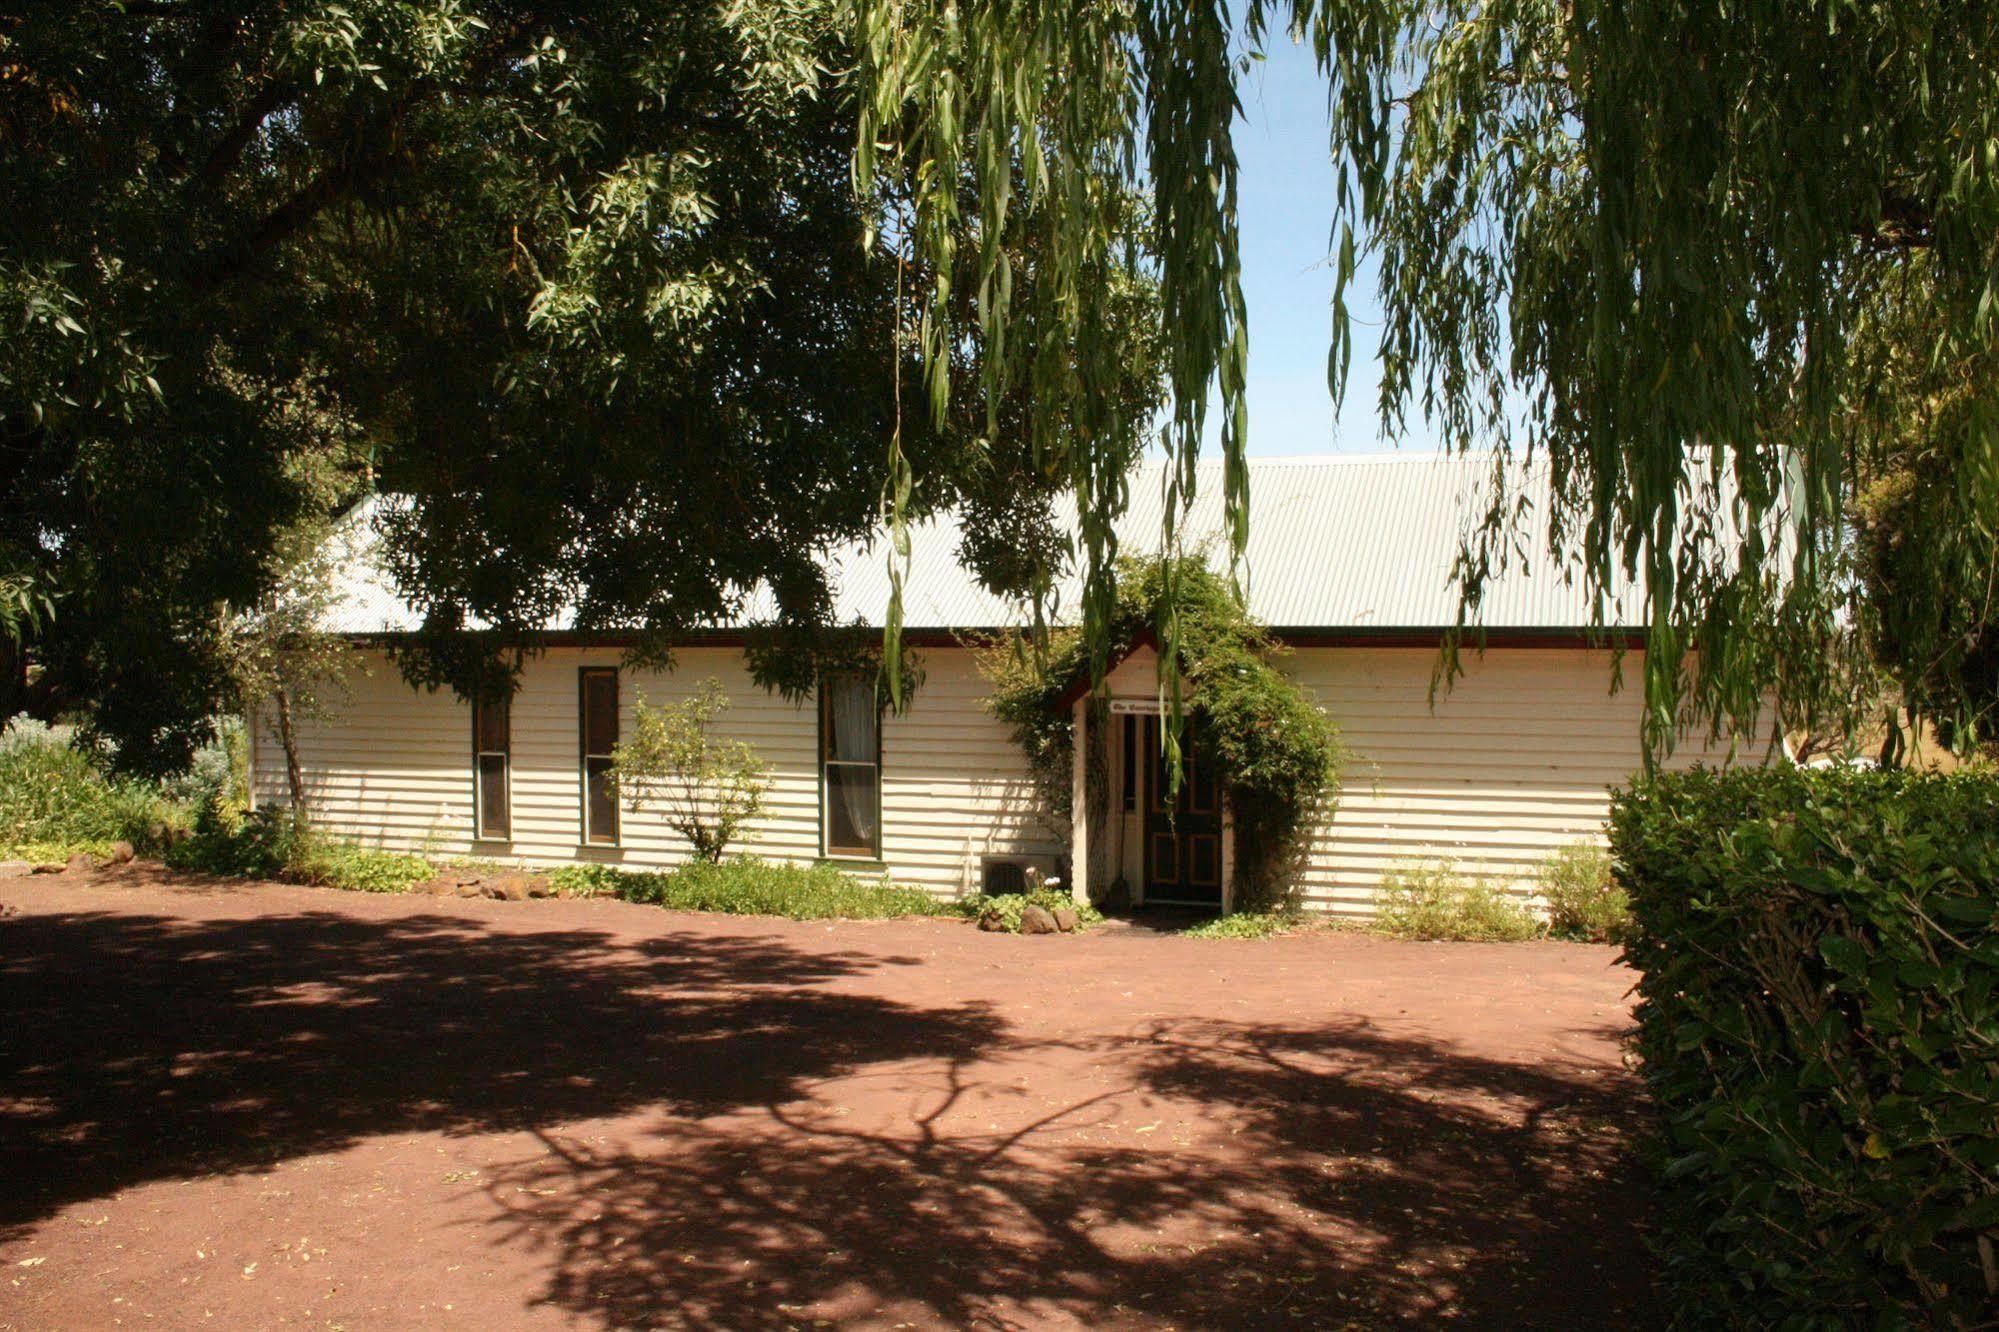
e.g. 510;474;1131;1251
954;889;1104;933
166;804;433;894
0;727;182;858
1374;863;1542;941
550;857;945;920
1537;842;1630;943
288;839;435;894
0;839;121;863
1179;910;1303;939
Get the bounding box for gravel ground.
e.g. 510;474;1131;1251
0;863;1655;1330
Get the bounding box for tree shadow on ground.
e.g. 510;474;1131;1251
0;905;999;1236
489;1016;1657;1330
1134;1018;1656;1325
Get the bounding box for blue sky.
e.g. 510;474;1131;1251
1229;35;1440;457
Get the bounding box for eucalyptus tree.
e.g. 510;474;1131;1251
1847;265;1999;754
0;1;1161;770
216;440;367;811
855;0;1999;756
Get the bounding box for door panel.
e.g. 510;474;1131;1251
1141;716;1224;907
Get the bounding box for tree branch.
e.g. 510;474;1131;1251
188;129;411;294
191;77;300;187
185;13;544;294
1857;193;1935;251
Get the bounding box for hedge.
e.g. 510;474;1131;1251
1614;767;1999;1328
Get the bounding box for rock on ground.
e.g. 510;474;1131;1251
1018;905;1060;935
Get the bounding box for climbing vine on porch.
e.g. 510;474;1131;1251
974;555;1346;907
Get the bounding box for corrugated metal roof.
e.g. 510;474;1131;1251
320;452;1650;635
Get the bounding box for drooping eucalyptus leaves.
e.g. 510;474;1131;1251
855;0;1999;759
855;0;1247;776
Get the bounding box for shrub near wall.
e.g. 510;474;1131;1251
1614;767;1999;1328
0;727;184;857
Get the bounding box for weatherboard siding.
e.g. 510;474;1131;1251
253;647;1059;895
1281;646;1754;917
255;643;1758;914
248;655;473;850
876;651;1068;894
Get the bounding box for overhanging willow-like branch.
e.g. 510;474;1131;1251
854;0;1999;760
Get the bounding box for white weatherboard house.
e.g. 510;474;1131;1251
256;454;1763;917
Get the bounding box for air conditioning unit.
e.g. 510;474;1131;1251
979;853;1063;896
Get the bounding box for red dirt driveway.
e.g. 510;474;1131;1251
0;866;1656;1330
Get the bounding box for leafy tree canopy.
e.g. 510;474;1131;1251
856;0;1999;757
0;1;1162;771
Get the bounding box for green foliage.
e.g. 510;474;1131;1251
856;0;1999;761
550;858;941;921
955;889;1104;934
610;681;771;862
167;803;431;894
0;728;180;856
1179;911;1301;940
977;554;1344;907
0;841;122;864
1537;843;1630;944
1848;274;1999;756
1615;767;1999;1326
855;4;1173;711
1373;864;1541;942
2;2;1161;765
167;804;303;881
220;470;368;805
161;718;252;813
291;839;435;895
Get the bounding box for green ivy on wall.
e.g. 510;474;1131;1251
974;555;1346;907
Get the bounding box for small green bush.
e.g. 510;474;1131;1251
1616;767;1999;1327
160;717;250;813
1537;842;1630;943
168;802;298;879
167;803;431;893
550;857;944;920
1180;910;1301;939
955;888;1104;933
1373;863;1541;941
289;839;434;894
0;728;181;856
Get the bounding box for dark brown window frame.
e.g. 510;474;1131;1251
1121;712;1138;813
472;692;511;841
817;673;882;860
579;666;620;846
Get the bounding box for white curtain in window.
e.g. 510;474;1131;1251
830;677;878;846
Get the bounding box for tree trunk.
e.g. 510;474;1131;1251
0;636;22;725
274;687;305;810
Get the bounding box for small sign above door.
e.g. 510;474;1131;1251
1108;697;1164;716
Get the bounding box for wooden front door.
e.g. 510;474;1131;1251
1141;715;1224;907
